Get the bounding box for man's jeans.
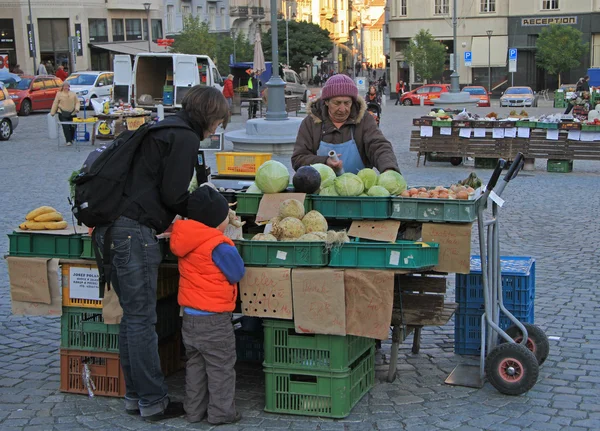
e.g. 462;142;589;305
95;216;169;416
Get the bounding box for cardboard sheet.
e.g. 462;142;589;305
102;287;123;324
345;270;394;340
256;193;306;222
292;268;346;335
7;257;52;304
15;224;89;235
348;220;401;243
422;223;473;274
239;268;293;319
11;258;62;316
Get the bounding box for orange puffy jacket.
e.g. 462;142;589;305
170;219;237;312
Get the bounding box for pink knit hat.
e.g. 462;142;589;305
321;74;358;101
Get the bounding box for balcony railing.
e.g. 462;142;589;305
230;6;249;16
250;7;265;17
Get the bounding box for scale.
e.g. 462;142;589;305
195;133;224;184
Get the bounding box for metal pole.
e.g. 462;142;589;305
27;0;37;74
487;30;493;95
449;0;459;93
233;31;236;63
265;0;287;120
286;11;289;66
144;3;152;52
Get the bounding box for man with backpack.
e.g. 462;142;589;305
75;86;230;422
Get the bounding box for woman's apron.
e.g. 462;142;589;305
316;126;365;175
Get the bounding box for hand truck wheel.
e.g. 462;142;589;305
499;323;550;366
485;343;539;395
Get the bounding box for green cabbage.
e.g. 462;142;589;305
357;168;378;191
377;171;407;196
311;163;336;189
246;182;263;194
255;160;290;193
334;173;364;196
319;185;339;196
367;185;391;197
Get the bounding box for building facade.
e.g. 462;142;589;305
164;0;232;36
0;0;164;76
388;0;600;92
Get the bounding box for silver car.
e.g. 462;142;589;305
0;82;19;140
283;68;310;102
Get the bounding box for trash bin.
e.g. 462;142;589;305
232;93;242;116
47;113;58;140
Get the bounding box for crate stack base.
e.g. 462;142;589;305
547;159;573;173
262;319;374;418
454;256;535;355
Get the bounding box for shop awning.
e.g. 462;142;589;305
90;41;163;55
470;36;508;67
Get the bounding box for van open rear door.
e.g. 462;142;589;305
113;55;132;104
174;55;199;105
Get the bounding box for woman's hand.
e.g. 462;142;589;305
326;154;343;170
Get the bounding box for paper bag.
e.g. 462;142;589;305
239;268;293;319
102;287;123;324
256;193;306;222
422;223;472;274
345;270;394;340
11;258;62;316
292;268;346;335
7;257;52;304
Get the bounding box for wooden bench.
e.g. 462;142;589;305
285;96;301;116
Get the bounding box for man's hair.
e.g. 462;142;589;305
584;75;589;80
182;86;229;130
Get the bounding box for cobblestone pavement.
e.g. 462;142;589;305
0;102;599;431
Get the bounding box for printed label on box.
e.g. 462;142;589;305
69;267;100;300
389;251;400;266
276;250;287;260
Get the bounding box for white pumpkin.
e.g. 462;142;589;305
588;110;600;122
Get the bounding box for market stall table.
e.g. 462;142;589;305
94;110;152;142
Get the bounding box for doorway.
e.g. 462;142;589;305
37;19;71;73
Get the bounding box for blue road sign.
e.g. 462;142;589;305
509;48;517;60
464;51;472;62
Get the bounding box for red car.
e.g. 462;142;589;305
400;84;450;106
461;86;491;107
5;75;64;116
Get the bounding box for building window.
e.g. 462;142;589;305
125;19;142;40
480;0;495;12
112;19;124;41
182;5;191;28
434;0;449;14
208;5;216;30
221;8;226;30
541;0;559;9
399;0;407;16
151;19;163;40
166;5;174;33
196;6;203;19
88;19;108;42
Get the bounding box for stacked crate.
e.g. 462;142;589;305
454;256;535;355
59;257;182;397
262;319;375;419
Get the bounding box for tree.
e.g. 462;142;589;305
170;16;253;76
403;29;446;83
536;24;589;86
262;20;332;72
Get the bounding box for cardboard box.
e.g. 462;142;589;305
421;223;472;274
239;267;293;319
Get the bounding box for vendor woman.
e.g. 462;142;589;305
292;74;400;174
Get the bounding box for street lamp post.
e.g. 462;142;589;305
486;30;493;95
265;0;287;120
286;6;290;67
143;3;152;52
27;0;37;74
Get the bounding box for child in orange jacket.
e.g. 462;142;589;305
170;186;245;425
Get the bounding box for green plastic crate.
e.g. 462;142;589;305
390;195;482;223
81;235;94;259
515;121;537;128
235;193;312;216
60;297;180;353
432;120;452;127
328;239;439;270
262;319;374;372
425;152;454;163
310;196;390;220
547;159;573;173
536;122;559;129
581;124;600;132
264;347;375;418
8;232;83;258
235;240;328;267
474;158;499;169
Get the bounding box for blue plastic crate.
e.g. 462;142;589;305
455;256;535;309
454;304;534;356
236;330;264;362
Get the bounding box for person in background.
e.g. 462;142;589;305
55;65;68;81
50;82;80;146
313;73;322;87
365;85;381;105
577;75;590;93
395;80;406;105
565;76;591;115
36;62;47;76
292;74;400;174
170;186;244;426
247;71;260;119
11;64;23;75
46;61;55;75
223;74;234;113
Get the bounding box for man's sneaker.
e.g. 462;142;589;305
142;401;185;422
208;412;242;426
126;408;140;416
66;142;72;146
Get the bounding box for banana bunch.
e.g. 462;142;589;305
19;206;68;230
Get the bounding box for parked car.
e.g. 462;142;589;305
66;71;114;108
461;86;491;107
5;75;64;116
0;82;19;140
400;84;450;106
283;68;310;102
500;86;538;108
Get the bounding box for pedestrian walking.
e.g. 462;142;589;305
565;76;591;114
170;186;245;425
11;64;23;75
50;82;80;146
223;74;234;113
247;71;260;119
55;65;68;82
395;80;406;105
36;62;47;76
94;86;230;422
46;61;55;75
314;73;322;87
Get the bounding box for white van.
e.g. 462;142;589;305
113;53;224;110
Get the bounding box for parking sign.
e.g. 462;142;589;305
464;51;472;67
509;48;517;60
